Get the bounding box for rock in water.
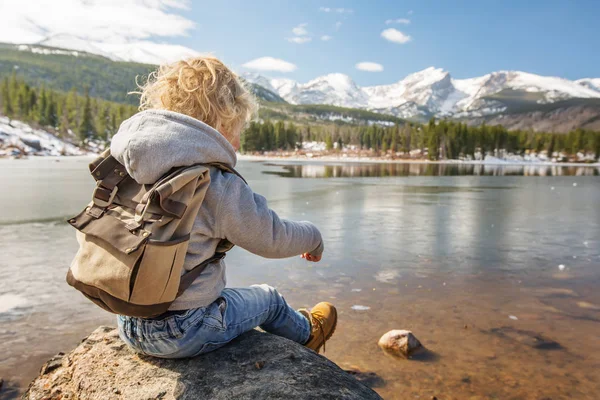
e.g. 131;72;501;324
378;330;422;358
24;326;382;400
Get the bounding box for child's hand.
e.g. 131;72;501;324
301;253;321;262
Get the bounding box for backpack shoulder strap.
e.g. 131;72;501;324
208;162;247;185
177;252;227;296
87;149;129;218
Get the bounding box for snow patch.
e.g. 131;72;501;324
0;117;86;157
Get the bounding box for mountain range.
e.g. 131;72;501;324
3;37;600;132
243;68;600;120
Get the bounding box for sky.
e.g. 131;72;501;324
1;0;599;86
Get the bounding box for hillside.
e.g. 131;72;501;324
0;43;401;126
0;43;287;107
0;43;152;105
2;42;600;133
463;95;600;133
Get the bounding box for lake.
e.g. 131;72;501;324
1;157;599;399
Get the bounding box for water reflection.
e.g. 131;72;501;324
1;158;600;399
263;162;600;178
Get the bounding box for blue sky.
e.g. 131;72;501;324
172;0;600;85
2;0;599;85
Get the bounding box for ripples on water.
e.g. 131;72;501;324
1;157;599;399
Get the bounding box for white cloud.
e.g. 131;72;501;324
287;37;312;44
319;7;353;14
321;35;333;41
335;21;343;31
242;57;297;73
0;0;195;44
292;23;308;36
385;18;410;25
381;28;412;44
356;62;384;72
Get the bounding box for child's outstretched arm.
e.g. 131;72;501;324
216;174;324;260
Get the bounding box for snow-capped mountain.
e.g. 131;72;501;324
290;73;369;108
17;34;200;65
243;68;600;119
577;78;600;93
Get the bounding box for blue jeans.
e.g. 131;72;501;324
116;284;311;358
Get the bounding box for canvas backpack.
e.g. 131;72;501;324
66;149;244;318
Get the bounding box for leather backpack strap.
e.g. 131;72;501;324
177;253;227;297
208;162;248;185
87;150;130;218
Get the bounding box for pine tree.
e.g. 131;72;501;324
1;77;12;117
274;120;285;149
109;111;117;138
402;124;411;153
547;135;556;158
325;134;333;150
46;93;58;128
95;103;110;140
427;125;441;160
390;126;398;153
27;89;37;120
66;87;79;128
78;88;96;141
37;87;48;125
9;71;19;116
286;122;297;149
58;97;70;136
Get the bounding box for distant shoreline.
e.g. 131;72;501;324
2;153;598;169
237;154;600;168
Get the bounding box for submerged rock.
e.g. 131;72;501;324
487;326;562;350
24;326;381;400
378;330;423;358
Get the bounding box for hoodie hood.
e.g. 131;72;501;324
111;109;237;184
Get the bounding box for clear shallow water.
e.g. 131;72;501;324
0;158;599;399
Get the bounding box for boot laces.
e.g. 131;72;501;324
311;314;327;352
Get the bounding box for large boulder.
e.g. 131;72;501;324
25;326;381;400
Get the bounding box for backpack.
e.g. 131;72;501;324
66;149;244;318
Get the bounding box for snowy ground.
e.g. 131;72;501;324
238;153;600;167
239;143;599;167
0;117;86;157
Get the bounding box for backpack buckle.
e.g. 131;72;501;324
92;184;119;208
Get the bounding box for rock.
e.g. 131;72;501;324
40;353;65;375
487;326;562;350
377;329;422;358
20;137;42;152
24;326;382;400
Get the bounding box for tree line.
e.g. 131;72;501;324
1;71;599;160
241;118;600;160
241;120;300;152
0;73;137;142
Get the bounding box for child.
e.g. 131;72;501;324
113;56;337;358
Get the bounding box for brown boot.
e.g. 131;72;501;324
298;302;337;353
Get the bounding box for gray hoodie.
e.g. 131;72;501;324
111;109;324;310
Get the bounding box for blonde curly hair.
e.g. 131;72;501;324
135;56;257;140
